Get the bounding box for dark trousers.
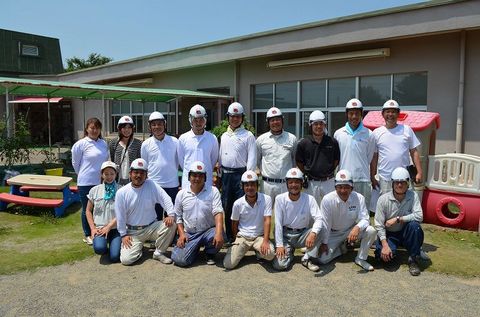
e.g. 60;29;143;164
78;185;95;237
155;187;179;220
375;221;424;259
221;171;244;241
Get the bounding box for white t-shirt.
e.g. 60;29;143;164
219;127;256;170
141;135;179;188
372;124;420;180
231;193;272;238
334;125;375;182
114;179;175;236
175;185;223;234
256;131;297;179
71;137;109;186
178;130;219;188
274;192;323;247
319;190;370;244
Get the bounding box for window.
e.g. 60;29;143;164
19;43;40;57
275;82;297;109
327;78;355;108
393;72;427;106
253;84;273;109
359;75;391;107
301;80;326;108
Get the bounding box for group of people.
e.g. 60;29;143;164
71;97;426;276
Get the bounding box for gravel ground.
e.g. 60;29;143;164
1;249;479;317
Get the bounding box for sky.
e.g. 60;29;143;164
2;0;425;66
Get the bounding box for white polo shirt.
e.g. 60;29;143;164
114;179;175;236
219;127;256;170
319;190;370;244
141;135;179;188
334;124;375;182
256;131;297;179
231;193;272;238
71;137;109;186
372;124;421;181
175;185;223;234
178;130;219;188
274;192;323;247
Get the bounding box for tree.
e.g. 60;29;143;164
64;53;113;72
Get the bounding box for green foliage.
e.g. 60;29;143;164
65;52;113;72
0;115;33;168
38;147;63;170
211;118;256;139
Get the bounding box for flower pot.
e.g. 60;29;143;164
45;167;64;176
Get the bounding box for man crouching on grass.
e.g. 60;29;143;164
223;170;275;269
115;158;177;266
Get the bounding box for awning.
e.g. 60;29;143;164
8;97;63;104
0;76;230;102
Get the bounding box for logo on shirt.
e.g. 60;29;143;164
348;206;357;211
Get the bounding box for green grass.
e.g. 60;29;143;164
0;195;93;275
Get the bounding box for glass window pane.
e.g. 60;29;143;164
132;115;144;134
301;80;326;108
275;82;297;109
328;78;355;108
253;84;273;110
111;100;121;114
156;102;169;112
359;75;391;107
282;112;296;135
132;101;143;114
393;72;427;106
329;112;346;136
144;102;155;113
254;111;268;136
111;115;121;133
120;100;130;114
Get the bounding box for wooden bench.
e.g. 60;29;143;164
19;185;78;193
0;193;65;217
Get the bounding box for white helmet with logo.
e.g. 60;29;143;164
285;167;304;180
346;98;363;110
309;110;326;125
101;161;118;172
241;170;258;183
391;167;410;182
266;106;283;120
117;115;134;128
148;111;165;122
335;169;353;186
189;104;207;126
189;161;206;174
382;99;400;110
227;102;244;116
130;158;147;171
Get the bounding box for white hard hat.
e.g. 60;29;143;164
101;161;117;172
285;167;304;180
346;98;363;110
266;107;282;119
241;170;258;183
148;111;165;122
309;110;326;125
130;158;148;171
335;169;353;186
189;104;207;125
189;161;206;174
227;102;244;116
391;167;410;182
382;99;400;110
117;116;134;128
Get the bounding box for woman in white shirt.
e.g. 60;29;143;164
85;161;121;263
71;118;109;245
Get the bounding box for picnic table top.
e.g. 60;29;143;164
7;174;73;190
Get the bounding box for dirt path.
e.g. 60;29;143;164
1;250;479;316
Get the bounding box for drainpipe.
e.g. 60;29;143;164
455;30;466;153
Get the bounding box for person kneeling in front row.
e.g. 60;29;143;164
223;170;275;269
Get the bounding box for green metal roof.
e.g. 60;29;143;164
0;76;230;102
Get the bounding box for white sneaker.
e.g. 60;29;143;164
355;257;374;271
83;236;93;245
301;259;320;272
153;252;173;264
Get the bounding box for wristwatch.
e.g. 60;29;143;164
396;216;400;224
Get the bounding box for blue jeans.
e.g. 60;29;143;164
221;171;245;241
171;227;226;267
375;221;424;259
78;185;95;237
92;229;121;263
155;187;179;220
